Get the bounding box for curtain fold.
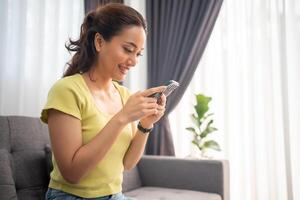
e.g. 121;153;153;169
0;0;84;117
169;0;300;199
146;0;223;155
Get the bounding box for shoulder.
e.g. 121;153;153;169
41;74;84;123
49;74;83;97
51;74;81;91
47;74;86;106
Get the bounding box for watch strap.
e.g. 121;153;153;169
137;122;153;134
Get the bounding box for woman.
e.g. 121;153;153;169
41;3;167;200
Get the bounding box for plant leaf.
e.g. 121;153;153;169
200;128;217;138
192;140;202;150
194;94;211;120
191;114;201;128
202;140;221;151
185;127;199;135
203;113;214;121
200;119;218;138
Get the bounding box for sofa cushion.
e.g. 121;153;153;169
122;167;142;192
0;117;11;150
13;150;49;190
124;186;222;200
0;149;17;199
9;116;50;151
0;116;51;200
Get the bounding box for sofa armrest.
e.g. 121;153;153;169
137;155;229;200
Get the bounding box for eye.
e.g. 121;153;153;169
123;46;143;57
123;47;133;53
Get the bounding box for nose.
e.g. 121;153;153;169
127;55;138;67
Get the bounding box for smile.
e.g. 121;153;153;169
118;64;129;75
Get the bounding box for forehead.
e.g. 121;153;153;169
112;26;146;49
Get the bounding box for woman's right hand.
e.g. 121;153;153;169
118;86;166;124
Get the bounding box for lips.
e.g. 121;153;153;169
118;64;129;75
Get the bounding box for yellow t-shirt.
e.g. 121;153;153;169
40;73;133;198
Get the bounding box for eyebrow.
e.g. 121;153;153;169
125;42;144;50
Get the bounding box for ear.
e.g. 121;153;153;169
94;33;104;52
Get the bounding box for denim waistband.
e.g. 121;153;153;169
46;187;124;200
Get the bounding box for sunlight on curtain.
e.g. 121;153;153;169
169;0;300;200
0;0;84;117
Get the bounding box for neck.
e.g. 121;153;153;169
83;67;114;93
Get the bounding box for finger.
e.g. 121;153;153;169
145;102;158;109
140;86;167;97
157;105;165;111
158;94;166;106
157;110;165;116
142;108;158;117
153;109;165;118
144;97;159;103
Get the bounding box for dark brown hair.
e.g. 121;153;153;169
63;3;147;77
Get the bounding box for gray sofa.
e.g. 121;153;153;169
0;116;229;200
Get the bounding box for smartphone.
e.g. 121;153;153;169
148;80;180;100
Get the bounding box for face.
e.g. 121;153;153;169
94;26;146;81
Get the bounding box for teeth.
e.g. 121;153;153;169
118;65;128;74
119;65;128;70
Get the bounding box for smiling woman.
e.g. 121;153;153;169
40;3;167;200
64;3;147;80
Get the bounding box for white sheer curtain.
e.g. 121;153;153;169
123;0;148;92
0;0;84;117
169;0;300;200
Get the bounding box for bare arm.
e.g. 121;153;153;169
48;86;166;184
48;109;127;184
123;122;149;170
123;94;167;170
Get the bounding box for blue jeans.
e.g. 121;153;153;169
45;188;135;200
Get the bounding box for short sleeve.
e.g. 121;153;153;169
40;79;82;123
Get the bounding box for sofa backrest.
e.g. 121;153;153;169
0;116;51;200
0;115;142;199
122;167;142;192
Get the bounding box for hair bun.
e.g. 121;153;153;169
86;11;96;28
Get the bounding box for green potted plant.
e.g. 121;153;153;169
186;93;221;158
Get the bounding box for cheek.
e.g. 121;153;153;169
101;46;128;68
113;48;128;62
102;49;123;64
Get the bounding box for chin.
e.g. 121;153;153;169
113;75;126;82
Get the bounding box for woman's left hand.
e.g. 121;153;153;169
139;93;167;128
